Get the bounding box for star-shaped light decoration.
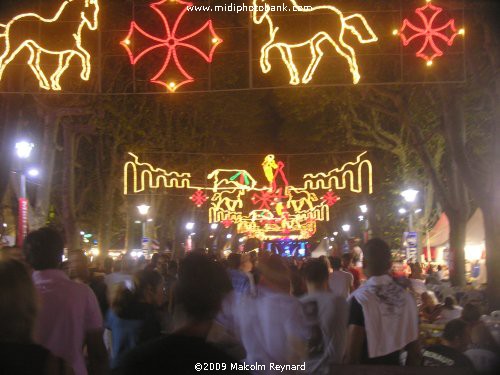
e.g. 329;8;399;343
395;0;464;66
190;189;207;207
121;0;223;92
322;190;340;207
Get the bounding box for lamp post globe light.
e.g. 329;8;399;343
15;140;35;247
401;188;419;203
15;141;34;159
342;224;351;232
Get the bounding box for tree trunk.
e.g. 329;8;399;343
62;125;79;250
31;113;58;229
447;211;467;287
482;206;500;310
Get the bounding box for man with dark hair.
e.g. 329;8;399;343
328;256;353;299
301;259;348;374
423;319;475;369
341;253;360;290
121;253;246;374
24;227;107;375
226;252;252;297
344;238;420;366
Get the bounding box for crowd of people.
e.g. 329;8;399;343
0;226;499;375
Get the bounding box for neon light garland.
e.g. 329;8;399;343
252;0;378;85
0;0;99;90
121;0;223;92
396;0;464;66
303;152;373;193
124;152;373;239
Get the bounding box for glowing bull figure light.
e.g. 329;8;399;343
252;0;378;85
0;0;99;90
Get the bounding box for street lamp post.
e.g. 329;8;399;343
400;188;419;262
15;141;34;247
359;204;369;242
136;204;150;252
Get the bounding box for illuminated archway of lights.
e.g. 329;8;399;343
124;152;373;240
395;0;464;66
251;0;378;85
0;0;99;90
121;0;222;92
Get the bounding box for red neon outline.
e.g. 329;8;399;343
120;0;223;92
399;1;460;62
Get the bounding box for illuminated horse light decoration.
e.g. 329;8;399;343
252;0;378;84
0;0;99;90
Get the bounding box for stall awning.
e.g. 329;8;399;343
426;209;484;248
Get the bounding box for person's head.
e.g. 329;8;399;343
112;269;164;315
444;296;457;310
23;227;64;270
302;259;329;291
0;258;37;342
330;256;342;271
175;253;231;322
259;254;291;293
150;253;160;267
341;253;353;269
421;291;438;307
68;249;89;280
461;303;481;323
362;238;391;277
226;253;241;270
437;265;442;271
442;319;471;352
134;269;164;306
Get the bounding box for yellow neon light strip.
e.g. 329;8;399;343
0;0;99;90
303;152;373;193
252;0;377;85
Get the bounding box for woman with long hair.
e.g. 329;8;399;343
106;269;163;370
0;258;73;374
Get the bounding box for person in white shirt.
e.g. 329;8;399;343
345;238;421;366
234;254;308;372
328;257;353;299
300;259;348;374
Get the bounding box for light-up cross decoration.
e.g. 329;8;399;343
252;0;378;85
0;0;99;90
322;190;340;207
397;0;464;66
190;190;207;207
121;0;223;92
